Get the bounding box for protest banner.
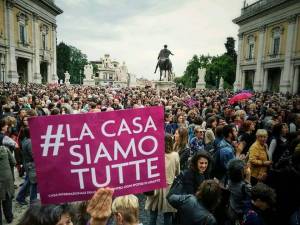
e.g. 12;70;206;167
29;106;166;204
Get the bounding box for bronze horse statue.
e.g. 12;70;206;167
154;59;173;81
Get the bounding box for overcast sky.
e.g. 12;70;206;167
55;0;244;80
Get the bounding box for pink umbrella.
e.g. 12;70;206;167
228;92;253;105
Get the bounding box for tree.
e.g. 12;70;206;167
205;54;235;89
225;37;237;64
56;42;88;84
57;42;71;82
181;55;211;88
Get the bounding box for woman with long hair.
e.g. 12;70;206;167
174;127;189;171
181;151;212;195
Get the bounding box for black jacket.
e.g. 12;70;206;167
167;173;216;225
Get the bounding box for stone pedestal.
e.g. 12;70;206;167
83;79;95;86
114;81;127;88
154;81;176;91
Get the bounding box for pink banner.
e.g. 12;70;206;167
29;106;166;204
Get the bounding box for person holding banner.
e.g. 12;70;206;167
145;134;180;225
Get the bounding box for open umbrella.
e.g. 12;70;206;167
228;92;253;105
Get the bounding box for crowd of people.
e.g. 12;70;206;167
1;82;300;225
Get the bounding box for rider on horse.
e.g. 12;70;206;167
155;45;174;75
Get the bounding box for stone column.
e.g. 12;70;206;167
27;59;32;83
263;69;268;91
241;70;245;89
51;24;58;83
6;0;18;82
32;13;41;83
293;66;299;94
47;62;51;83
234;33;243;90
281;15;297;93
253;26;266;91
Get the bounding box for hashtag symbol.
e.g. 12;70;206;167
40;125;65;157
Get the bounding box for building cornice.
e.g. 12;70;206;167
34;0;63;16
233;0;296;25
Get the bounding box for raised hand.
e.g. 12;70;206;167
87;188;114;225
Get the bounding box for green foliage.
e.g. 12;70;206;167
57;42;71;82
57;42;88;84
177;37;237;89
181;55;211;88
205;54;235;89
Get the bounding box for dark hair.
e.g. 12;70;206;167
165;134;174;154
196;180;221;211
17;203;74;225
227;159;245;182
251;183;276;206
0;118;7;130
190;151;211;173
206;116;217;129
23;127;31;139
271;123;287;138
223;124;235;138
215;125;224;139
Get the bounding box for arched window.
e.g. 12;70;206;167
17;12;28;46
40;24;49;50
247;35;255;59
270;27;283;57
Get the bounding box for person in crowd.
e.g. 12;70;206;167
181;151;212;194
173;127;190;171
205;116;217;147
164;113;177;135
227;159;252;224
167;179;221;225
248;129;272;185
176;113;189;129
145;134;180;225
16;127;37;205
0;119;16;225
242;183;276;225
213;124;238;183
238;120;256;156
268;123;289;165
17;203;74;225
189;126;205;155
267;138;300;225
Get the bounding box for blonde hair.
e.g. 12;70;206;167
112;195;139;223
256;129;268;137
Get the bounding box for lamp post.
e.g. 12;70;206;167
1;59;5;85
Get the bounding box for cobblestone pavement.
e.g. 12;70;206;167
2;171;164;225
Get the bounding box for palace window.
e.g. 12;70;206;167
109;74;113;80
40;25;49;50
247;35;255;59
271;27;283;57
17;12;28;46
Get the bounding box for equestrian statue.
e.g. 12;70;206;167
154;45;174;81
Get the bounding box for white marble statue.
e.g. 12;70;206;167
196;68;206;89
219;77;224;90
64;71;70;85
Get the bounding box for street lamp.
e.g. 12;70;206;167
1;58;5;85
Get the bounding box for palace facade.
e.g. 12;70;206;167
233;0;300;93
0;0;62;84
